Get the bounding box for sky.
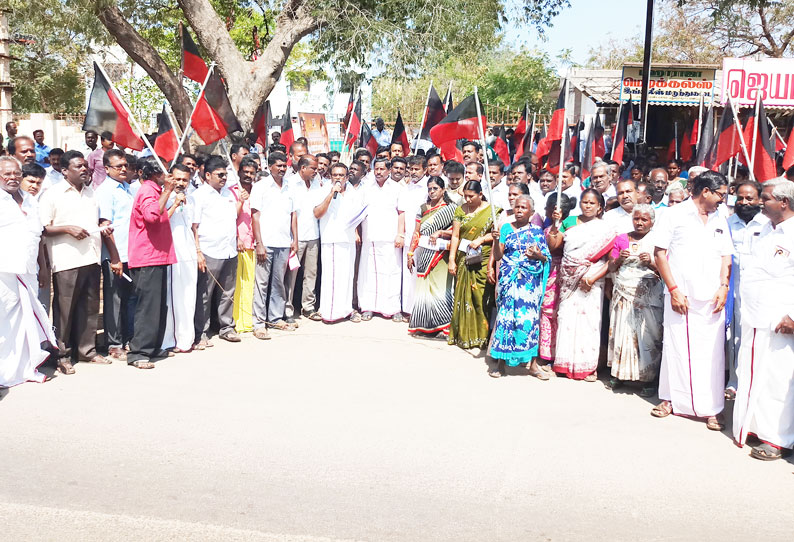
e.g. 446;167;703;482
503;0;649;72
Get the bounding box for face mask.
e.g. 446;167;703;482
734;203;761;223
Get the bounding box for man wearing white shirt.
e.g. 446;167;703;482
354;149;376;186
488;159;510;212
225;143;249;188
42;148;64;192
0;156;55;387
732;179;794;460
725;180;768;397
442;160;464;205
652;171;733;431
286;154;323;323
511;158;545;212
359;158;403;321
191;156;241;346
314;163;367;323
284;141;308;185
77;130;98;157
426;153;444;178
603;179;638;234
251;151;298;337
390;157;408;185
397;155;429;317
95;149;139;360
371;118;391;147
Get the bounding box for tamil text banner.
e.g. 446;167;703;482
620;65;717;106
722;57;794;108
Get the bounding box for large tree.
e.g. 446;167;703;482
40;0;570;132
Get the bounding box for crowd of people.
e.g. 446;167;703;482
1;119;793;463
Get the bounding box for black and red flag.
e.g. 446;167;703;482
82;62;144;151
392;110;411;156
512;105;528;156
592;113;606;159
680;121;694;163
418;85;447;144
703;97;742;169
581;118;596;179
344;93;362;148
694;103;715;168
280;102;295;152
181;24;209;84
191;69;241;145
611;97;632;165
443;85;454;113
782;114;794;171
251;100;270;148
746;98;777;182
569;121;582;165
153;104;179;162
359;121;378;156
546;85;567;143
341;89;354;133
493;124;510;165
429;94;486;162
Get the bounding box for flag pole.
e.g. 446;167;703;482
170;63;216;168
413;81;433;154
727;95;755;181
750;92;760;176
555;77;569;216
529;110;537;154
445;81;453;111
769;119;787;151
341;88;356;159
696;90;704;149
674;121;678;160
474;87;498;227
96;62;167;174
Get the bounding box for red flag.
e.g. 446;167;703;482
782;116;794;170
280;102;295;151
611;97;632;165
359;121;379;156
546;86;566;142
82;63;144;151
748;99;777;182
493;124;510;165
581;119;596;179
341;89;354;133
252;100;269;148
191;69;241;145
666;137;677;162
568;122;580;164
513;105;527;154
391;111;411;156
418;85;446;142
712;98;742;168
429;94;486;162
680;125;693;163
181;25;209;84
345;93;362;148
153;105;179;162
592;114;605;159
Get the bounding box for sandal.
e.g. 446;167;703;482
706;415;725;431
724;388;736;401
350;311;362;323
130;360;155;370
528;368;550;381
651;401;673;418
638;385;656;398
584;373;598;382
57;359;75;375
604;377;622;390
253;328;271;340
269;320;296;331
86;355;112;364
750;442;785;461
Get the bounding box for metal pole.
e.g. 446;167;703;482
674;121;678;160
473;87;498;226
170;63;216;168
728;96;755;181
96;62;167;174
413;81;432;154
640;0;655;139
750;93;760;175
556;77;569;214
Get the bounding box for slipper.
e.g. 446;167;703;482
724;388;736;401
57;359;75;375
528;368;550;381
584;373;598;382
638;386;656;398
604;377;622;390
651;401;673;418
350;312;362;323
130;360;155;370
706;415;725;431
750;442;785;461
86;355;112;364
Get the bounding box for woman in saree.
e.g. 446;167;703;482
407;176;457;336
489;195;551;378
547;189;616;381
538;192;574;369
606;204;663;396
447;181;499;350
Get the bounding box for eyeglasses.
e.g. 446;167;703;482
212;172;227;178
108;163;129;169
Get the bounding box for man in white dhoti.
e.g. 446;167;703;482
359;157;403;321
397;155;429;317
652;171;733;431
724;180;768;398
0;156;55;387
314;163;367;323
733;179;794;461
162;165;197;353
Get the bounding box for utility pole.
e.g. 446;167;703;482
0;10;14;133
640;0;655;141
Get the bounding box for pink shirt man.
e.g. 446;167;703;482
128;179;177;268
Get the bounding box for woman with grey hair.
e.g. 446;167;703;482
606;203;664;396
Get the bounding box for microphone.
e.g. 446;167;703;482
333;181;341;199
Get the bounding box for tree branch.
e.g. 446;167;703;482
95;5;193;128
176;0;245;78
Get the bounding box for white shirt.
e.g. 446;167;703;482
225;164;240;189
490;181;511;212
43;168;63;193
654;198;734;301
189;183;238;260
289;175;323;242
38;181;102;273
250;177;294;248
95;177;138;263
727;211;769;291
318;184;367;244
0;190;42;275
740;216;794;328
361;179;402;243
167;195;196;263
398;176;429;239
604;206;635;234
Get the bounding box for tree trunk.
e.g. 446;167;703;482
95;6;193;129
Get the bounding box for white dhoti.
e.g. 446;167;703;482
733;326;794;449
401;247;418;315
0;272;54;387
658;297;725;417
163;261;198;351
358;241;402;317
320;242;356;322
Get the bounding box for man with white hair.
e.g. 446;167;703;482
0;156;55;387
733;178;794;461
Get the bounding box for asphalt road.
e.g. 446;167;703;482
2;318;793;541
